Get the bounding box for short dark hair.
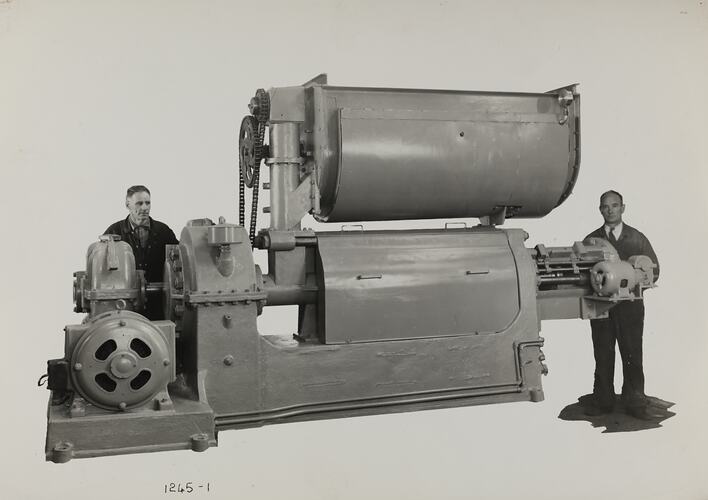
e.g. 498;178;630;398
126;185;151;198
600;190;623;205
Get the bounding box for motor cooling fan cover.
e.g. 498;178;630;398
70;311;172;410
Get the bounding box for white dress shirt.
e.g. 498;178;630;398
604;222;623;240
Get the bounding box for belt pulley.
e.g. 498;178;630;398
238;88;270;245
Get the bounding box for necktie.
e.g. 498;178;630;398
608;228;618;245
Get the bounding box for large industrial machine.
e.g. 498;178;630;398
43;75;656;462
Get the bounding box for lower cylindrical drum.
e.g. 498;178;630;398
315;228;523;344
306;86;579;222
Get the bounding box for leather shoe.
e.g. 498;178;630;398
627;407;653;420
583;405;613;416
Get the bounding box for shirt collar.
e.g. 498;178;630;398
128;216;151;231
604;222;623;238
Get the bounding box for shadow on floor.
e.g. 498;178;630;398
558;394;676;433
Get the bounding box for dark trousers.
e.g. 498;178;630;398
590;301;646;409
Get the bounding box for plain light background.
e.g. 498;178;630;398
1;1;707;498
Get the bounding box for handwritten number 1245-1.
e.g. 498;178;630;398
164;482;210;493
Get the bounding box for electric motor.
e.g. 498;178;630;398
67;310;175;410
590;255;656;299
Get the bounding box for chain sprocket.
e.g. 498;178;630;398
238;88;271;245
249;88;270;125
239;115;259;189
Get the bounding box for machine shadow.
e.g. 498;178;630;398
558;394;676;433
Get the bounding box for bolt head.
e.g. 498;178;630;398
73;363;83;371
163;358;170;366
223;355;234;366
118;402;127;410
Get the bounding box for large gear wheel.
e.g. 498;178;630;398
239;115;260;189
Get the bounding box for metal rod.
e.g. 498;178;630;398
294;236;317;246
537;276;589;284
261;274;318;305
145;282;165;293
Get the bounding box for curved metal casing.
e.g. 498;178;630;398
315;227;521;343
266;77;580;224
75;235;143;316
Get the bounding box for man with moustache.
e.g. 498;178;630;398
104;185;178;320
583;190;659;420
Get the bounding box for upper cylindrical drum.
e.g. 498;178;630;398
291;83;580;222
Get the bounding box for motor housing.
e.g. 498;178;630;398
65;310;175;410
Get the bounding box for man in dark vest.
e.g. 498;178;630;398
584;190;659;420
104;185;178;320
